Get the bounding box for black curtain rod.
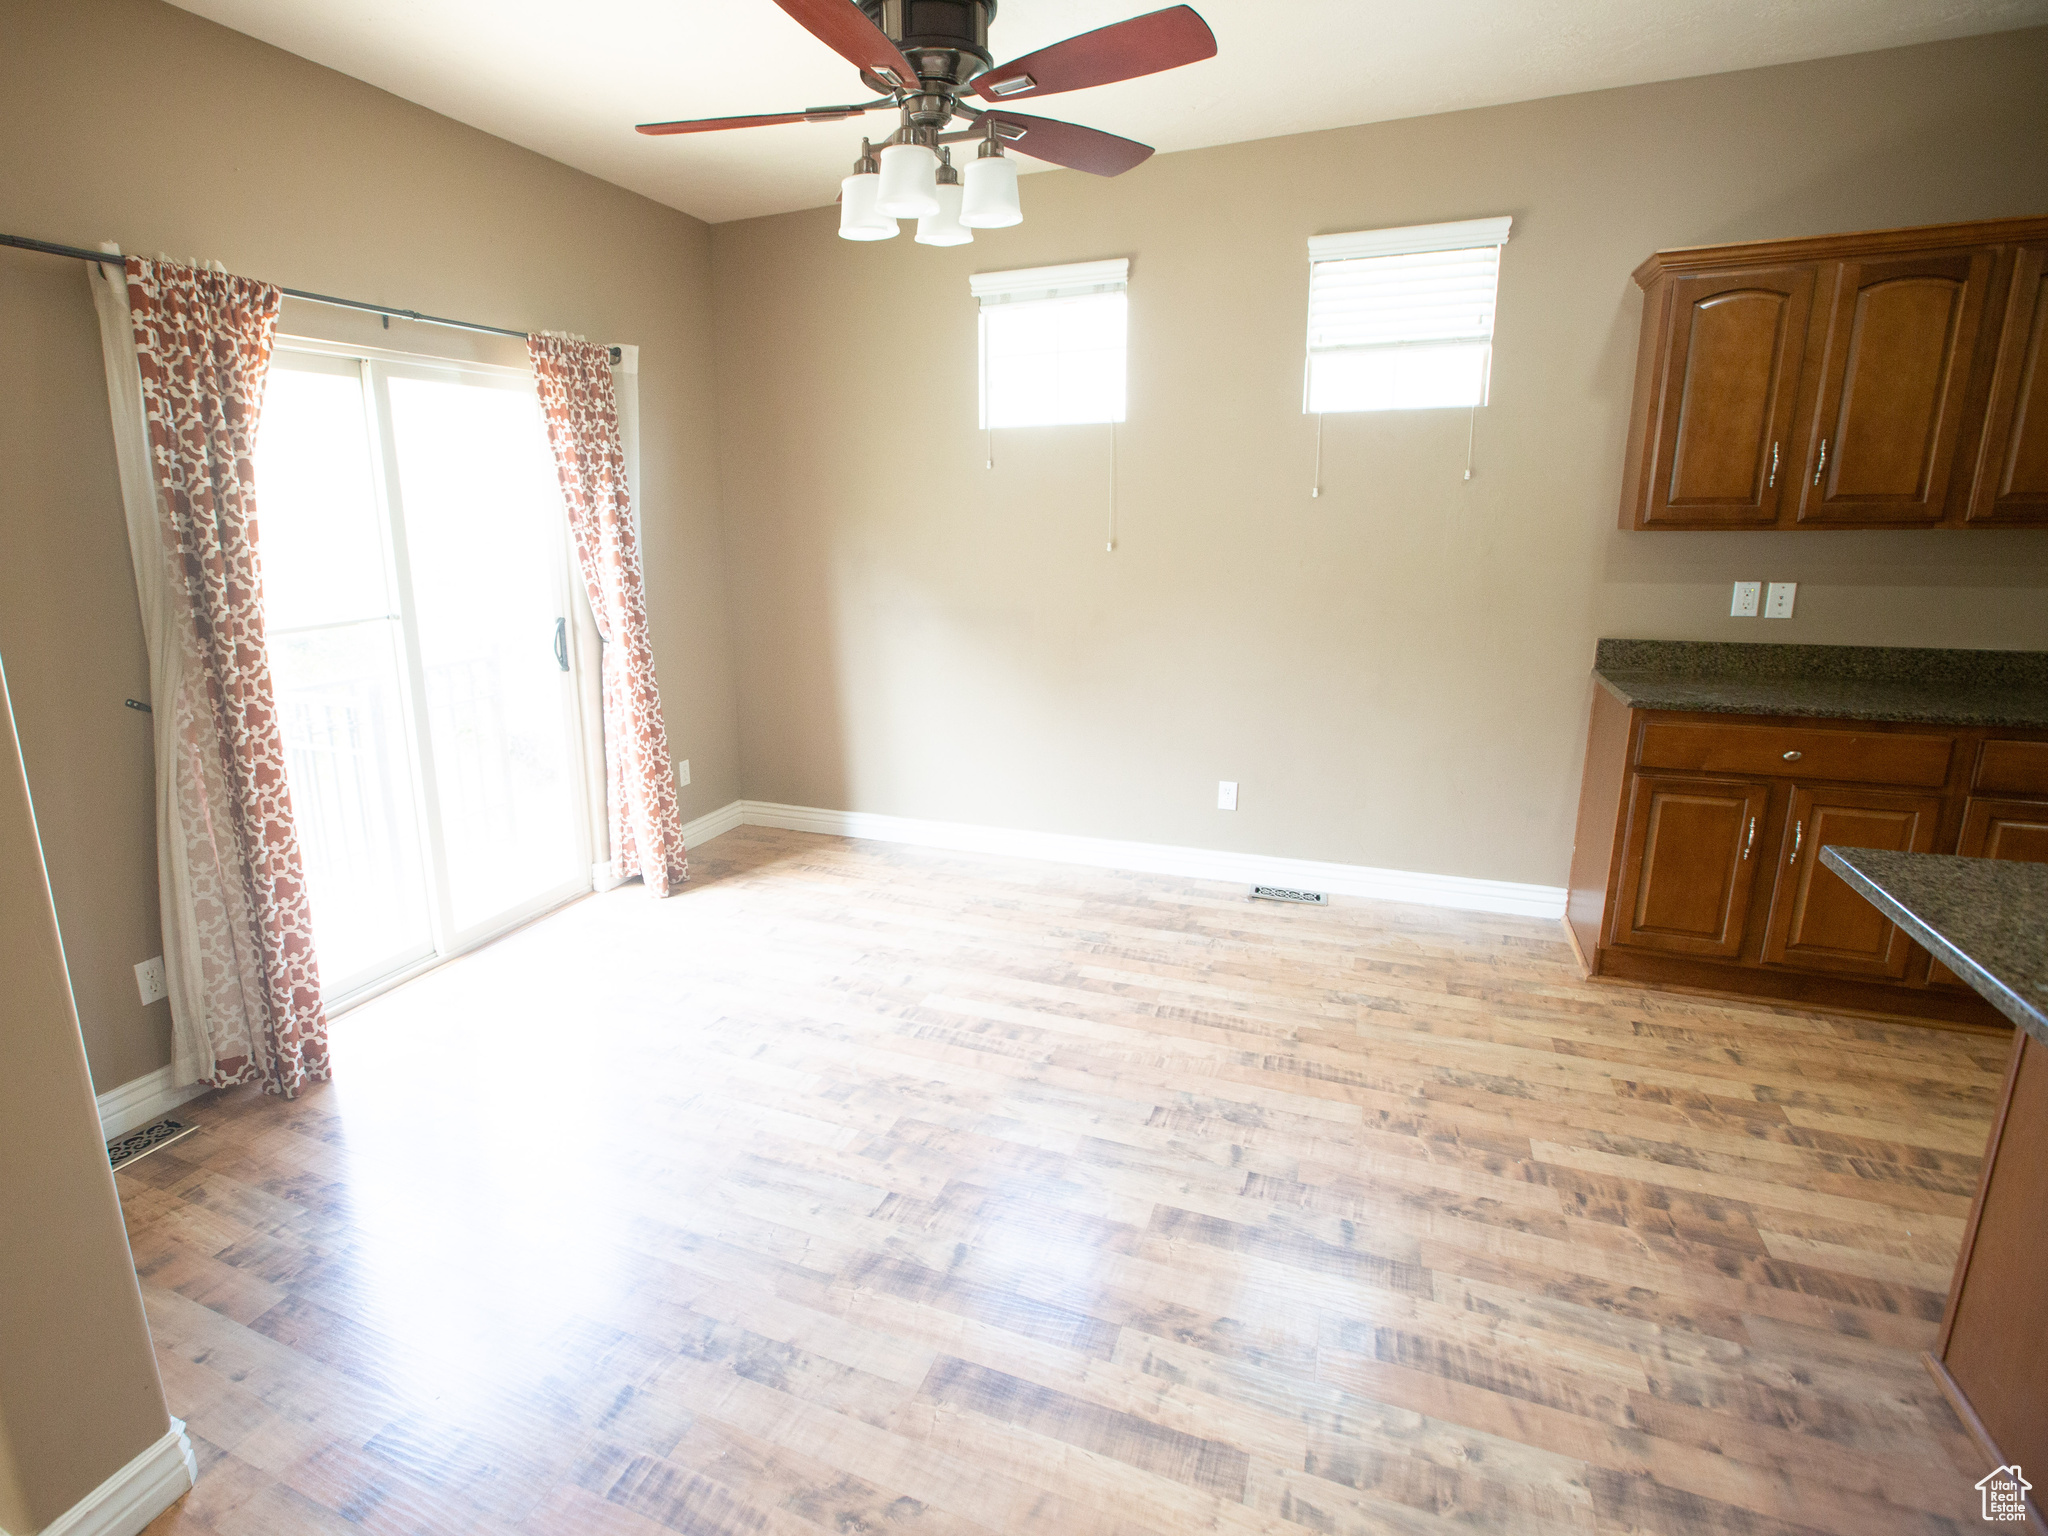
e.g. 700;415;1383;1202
1;231;531;341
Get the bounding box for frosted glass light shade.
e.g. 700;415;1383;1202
876;144;940;219
915;182;973;247
838;173;897;240
960;155;1021;228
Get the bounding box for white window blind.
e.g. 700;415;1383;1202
972;259;1128;429
1305;217;1510;414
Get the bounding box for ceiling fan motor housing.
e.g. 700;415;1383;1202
858;0;995;92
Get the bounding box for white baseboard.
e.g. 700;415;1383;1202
95;1066;207;1141
589;800;748;891
36;1418;195;1536
731;800;1566;919
681;798;746;849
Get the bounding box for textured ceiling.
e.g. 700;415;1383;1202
170;0;2048;223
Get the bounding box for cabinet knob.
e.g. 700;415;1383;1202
1782;750;1802;761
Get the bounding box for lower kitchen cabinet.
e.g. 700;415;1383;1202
1568;694;2048;1027
1928;795;2048;988
1611;775;1769;959
1959;794;2048;861
1759;785;1943;979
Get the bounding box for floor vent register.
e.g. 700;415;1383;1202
107;1116;200;1171
1250;885;1328;905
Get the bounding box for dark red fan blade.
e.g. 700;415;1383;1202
980;111;1154;176
638;106;870;135
770;0;922;90
973;6;1216;103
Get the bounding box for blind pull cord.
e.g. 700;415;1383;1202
1106;422;1118;554
1311;412;1324;499
1465;406;1477;482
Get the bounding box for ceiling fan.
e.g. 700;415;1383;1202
637;0;1217;244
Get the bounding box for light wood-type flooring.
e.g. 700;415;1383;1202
126;825;2012;1536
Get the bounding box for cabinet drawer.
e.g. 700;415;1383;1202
1637;721;1954;787
1974;739;2048;796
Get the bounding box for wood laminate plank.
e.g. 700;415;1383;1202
129;826;1998;1535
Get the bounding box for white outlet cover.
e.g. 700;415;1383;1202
135;955;168;1006
1730;580;1761;618
1764;581;1798;619
1218;781;1239;811
674;758;690;787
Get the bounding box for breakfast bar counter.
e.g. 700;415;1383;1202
1824;847;2046;1528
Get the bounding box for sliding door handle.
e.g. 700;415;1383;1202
554;616;569;672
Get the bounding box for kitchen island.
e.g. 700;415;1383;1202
1824;847;2045;1529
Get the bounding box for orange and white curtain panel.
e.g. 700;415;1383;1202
88;252;330;1097
528;335;688;894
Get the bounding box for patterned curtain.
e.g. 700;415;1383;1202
528;336;688;894
123;257;329;1097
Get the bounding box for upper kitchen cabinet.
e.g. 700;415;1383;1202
1794;245;1994;525
1966;242;2048;526
1618;217;2048;530
1624;267;1815;528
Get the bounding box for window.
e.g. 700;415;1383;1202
973;259;1128;428
1304;217;1511;414
258;346;591;1000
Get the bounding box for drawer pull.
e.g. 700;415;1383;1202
1790;820;1803;865
1782;750;1802;761
1813;438;1828;487
1768;441;1779;488
1743;816;1756;860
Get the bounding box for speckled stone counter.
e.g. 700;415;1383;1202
1821;848;2048;1042
1593;640;2048;727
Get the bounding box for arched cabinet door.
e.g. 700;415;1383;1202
1633;266;1815;528
1794;247;1996;526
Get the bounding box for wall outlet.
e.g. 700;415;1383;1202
1730;580;1761;618
1217;780;1239;811
1764;581;1798;619
674;758;690;788
135;955;167;1006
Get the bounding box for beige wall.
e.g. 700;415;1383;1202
0;0;741;1090
711;30;2048;890
0;653;173;1532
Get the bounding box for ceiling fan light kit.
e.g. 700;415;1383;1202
877;141;943;218
916;152;975;245
638;1;1217;249
960;135;1022;228
839;141;899;238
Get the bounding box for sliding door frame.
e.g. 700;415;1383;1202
270;339;598;1015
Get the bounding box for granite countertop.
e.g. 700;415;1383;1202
1820;848;2048;1042
1593;640;2048;727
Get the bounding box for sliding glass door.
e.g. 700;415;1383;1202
257;347;590;1001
